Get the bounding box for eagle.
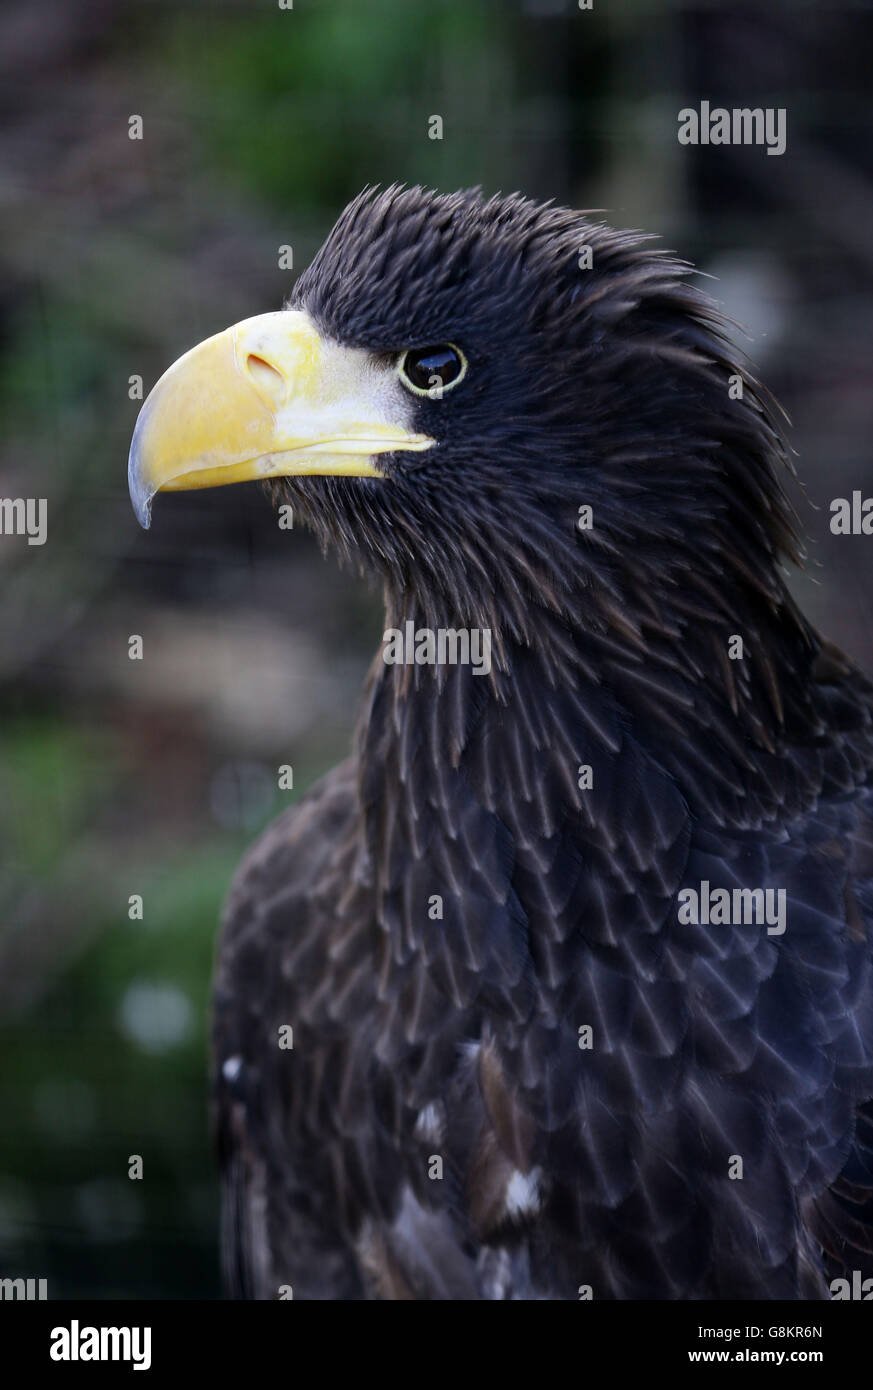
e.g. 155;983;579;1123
128;185;873;1300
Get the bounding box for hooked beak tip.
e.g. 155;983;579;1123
128;434;154;530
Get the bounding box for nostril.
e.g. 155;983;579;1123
246;353;285;399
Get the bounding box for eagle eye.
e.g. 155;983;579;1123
398;344;466;397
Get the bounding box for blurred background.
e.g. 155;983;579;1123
1;0;872;1298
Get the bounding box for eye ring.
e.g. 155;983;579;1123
398;344;467;398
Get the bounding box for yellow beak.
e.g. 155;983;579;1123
128;310;434;528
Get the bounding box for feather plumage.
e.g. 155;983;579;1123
211;186;873;1299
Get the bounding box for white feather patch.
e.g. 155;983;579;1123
504;1167;542;1219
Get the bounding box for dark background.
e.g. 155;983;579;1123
1;0;872;1298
